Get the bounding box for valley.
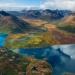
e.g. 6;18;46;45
0;9;75;75
4;17;75;48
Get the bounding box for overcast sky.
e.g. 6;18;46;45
0;0;75;10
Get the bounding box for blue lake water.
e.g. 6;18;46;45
0;33;8;46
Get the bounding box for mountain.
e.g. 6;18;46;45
0;11;44;33
8;9;71;21
0;11;11;16
57;14;75;33
39;9;71;21
7;11;24;16
60;15;75;24
22;9;71;21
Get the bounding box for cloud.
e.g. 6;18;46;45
0;0;75;10
0;0;40;10
40;0;75;10
0;3;39;11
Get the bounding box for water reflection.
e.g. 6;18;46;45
53;44;75;59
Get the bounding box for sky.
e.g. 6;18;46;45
0;0;75;10
0;0;41;10
41;0;75;10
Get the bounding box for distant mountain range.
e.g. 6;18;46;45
8;9;72;21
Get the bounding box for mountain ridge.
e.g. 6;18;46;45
0;11;44;33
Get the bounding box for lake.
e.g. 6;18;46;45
0;33;8;46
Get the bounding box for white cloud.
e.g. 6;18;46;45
0;3;39;11
40;0;75;10
0;0;40;10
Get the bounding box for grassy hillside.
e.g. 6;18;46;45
0;11;44;33
57;15;75;33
